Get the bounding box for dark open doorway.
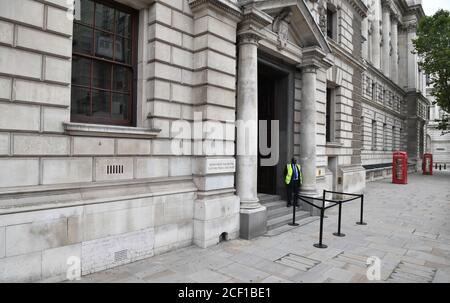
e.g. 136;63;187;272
257;55;294;198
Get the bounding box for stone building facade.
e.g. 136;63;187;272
0;0;428;282
426;90;450;168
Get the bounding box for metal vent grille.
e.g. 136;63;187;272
333;252;368;267
114;249;128;263
274;253;320;272
107;165;124;175
388;261;436;283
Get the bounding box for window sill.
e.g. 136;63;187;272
326;141;343;148
64;122;161;139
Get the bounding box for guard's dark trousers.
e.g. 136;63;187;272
286;181;299;207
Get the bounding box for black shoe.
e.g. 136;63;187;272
287;203;292;208
294;203;299;207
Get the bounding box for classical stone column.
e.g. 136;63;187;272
406;22;418;90
297;47;331;215
390;15;399;83
361;16;369;61
236;32;260;210
236;5;272;239
372;0;381;69
299;64;318;195
381;0;391;77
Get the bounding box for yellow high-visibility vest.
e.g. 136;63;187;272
285;164;302;185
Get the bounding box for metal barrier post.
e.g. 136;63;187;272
333;201;345;237
356;194;367;225
314;195;328;249
289;195;299;227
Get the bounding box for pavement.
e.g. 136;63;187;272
71;172;450;283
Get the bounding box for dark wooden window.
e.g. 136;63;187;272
372;120;377;150
327;9;335;39
71;0;138;126
392;126;395;151
326;87;336;143
326;88;332;142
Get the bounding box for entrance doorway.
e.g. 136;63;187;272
257;55;294;198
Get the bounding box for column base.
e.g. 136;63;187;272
239;206;267;240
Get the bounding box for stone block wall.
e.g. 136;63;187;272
0;0;241;282
0;182;197;282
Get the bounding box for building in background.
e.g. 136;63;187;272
426;87;450;169
0;0;429;282
360;0;429;181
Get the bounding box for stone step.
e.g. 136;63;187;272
262;200;287;212
258;194;282;204
267;209;310;231
264;216;319;237
268;203;297;219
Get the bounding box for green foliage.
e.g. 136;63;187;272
413;9;450;129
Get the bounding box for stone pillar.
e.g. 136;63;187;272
236;34;259;210
236;5;272;239
189;0;243;248
381;0;391;77
300;65;318;195
298;47;331;215
372;0;381;69
390;15;399;83
406;22;418;90
362;16;369;60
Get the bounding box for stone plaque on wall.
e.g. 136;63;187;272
205;158;236;174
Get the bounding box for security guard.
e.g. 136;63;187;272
284;158;302;207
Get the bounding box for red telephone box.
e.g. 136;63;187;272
422;153;433;175
393;151;408;184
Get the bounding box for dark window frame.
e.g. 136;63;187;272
71;0;139;126
326;87;336;143
371;120;377;150
326;5;337;40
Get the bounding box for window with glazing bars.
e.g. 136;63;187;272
71;0;137;126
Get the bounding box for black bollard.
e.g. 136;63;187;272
333;202;346;237
356;194;367;225
289;199;299;227
314;208;328;249
314;194;328;249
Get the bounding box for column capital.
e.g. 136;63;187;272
298;46;333;71
402;21;417;33
390;13;400;24
237;4;273;45
381;0;392;11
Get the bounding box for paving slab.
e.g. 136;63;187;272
69;172;450;283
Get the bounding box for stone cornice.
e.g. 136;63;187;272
345;0;368;18
328;38;366;71
240;3;273;28
397;0;425;19
189;0;242;20
361;96;407;119
365;62;406;96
